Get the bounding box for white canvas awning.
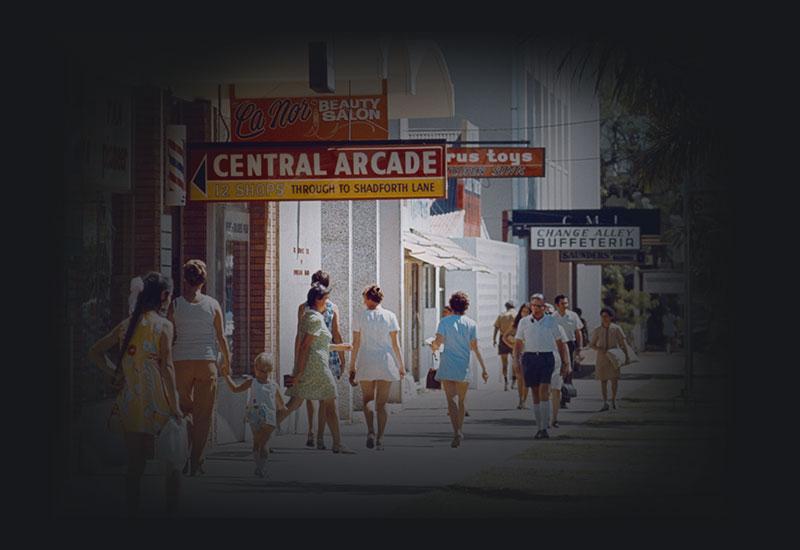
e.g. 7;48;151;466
403;228;492;273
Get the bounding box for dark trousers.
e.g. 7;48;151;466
561;341;576;405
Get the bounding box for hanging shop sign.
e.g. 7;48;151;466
230;85;388;142
165;125;187;206
83;86;131;192
187;141;446;202
642;271;685;294
559;250;645;264
511;209;660;235
531;226;640;250
446;147;545;178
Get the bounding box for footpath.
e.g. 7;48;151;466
55;351;730;518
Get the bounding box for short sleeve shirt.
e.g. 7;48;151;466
514;314;563;353
494;310;516;337
553;310;583;342
353;306;400;369
436;314;477;373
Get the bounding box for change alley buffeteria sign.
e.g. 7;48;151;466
509;209;660;252
187;141;446;202
531;226;641;250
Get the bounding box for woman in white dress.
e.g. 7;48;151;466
348;285;406;450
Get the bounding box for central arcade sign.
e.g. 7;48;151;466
187;141;446;202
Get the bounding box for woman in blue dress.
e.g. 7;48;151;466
430;292;489;448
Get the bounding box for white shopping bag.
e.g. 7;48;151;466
606;348;628;369
156;417;189;471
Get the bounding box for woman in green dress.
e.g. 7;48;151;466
278;284;355;454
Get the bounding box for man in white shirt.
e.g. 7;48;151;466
553;294;584;409
513;294;570;439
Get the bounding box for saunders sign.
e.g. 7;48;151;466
187;141;446;202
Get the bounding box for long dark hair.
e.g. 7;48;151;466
117;272;173;375
513;304;532;329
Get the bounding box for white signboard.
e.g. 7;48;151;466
643;271;685;294
530;226;640;250
224;210;250;242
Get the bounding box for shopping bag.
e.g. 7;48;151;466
606;348;628;369
426;368;441;390
156;417;188;471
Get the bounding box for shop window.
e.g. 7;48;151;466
424;264;436;309
211;204;251;375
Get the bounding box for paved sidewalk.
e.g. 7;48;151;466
55;352;729;517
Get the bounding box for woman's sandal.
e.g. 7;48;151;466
316;437;326;450
306;433;315;447
366;433;375;449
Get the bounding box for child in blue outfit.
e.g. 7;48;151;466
224;352;286;477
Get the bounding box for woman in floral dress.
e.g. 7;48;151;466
278;283;355;454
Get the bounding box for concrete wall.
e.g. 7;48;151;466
570;72;602;333
321;200;354;421
279;200;322;433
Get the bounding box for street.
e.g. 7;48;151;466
56;351;729;518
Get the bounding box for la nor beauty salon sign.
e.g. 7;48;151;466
231;86;388;142
531;226;641;250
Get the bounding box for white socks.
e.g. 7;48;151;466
540;401;550;430
533;401;550;429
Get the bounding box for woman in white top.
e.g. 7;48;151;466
167;259;231;476
348;285;406;450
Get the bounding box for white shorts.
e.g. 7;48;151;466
550;369;563;391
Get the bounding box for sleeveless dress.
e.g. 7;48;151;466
286;310;337;400
245;379;278;429
108;311;173;435
322;300;342;377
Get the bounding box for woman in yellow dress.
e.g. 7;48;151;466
589;306;631;411
89;272;184;516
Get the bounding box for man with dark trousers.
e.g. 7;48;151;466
513;294;570;439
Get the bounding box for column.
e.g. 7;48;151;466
321;200;353;421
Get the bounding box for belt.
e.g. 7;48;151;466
524;351;551;355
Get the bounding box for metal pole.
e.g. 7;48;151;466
683;178;693;401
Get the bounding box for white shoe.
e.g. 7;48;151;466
332;444;357;454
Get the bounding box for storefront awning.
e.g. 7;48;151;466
403;228;492;273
